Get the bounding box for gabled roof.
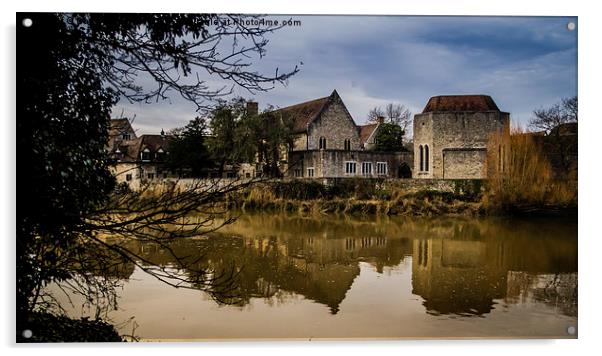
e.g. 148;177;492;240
139;134;170;151
358;123;379;145
112;134;171;163
271;92;335;133
109;118;135;136
422;95;500;113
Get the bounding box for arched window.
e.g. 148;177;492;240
419;145;424;171
424;145;429;172
344;139;351;151
319;136;326;150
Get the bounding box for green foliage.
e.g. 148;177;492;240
374;123;405;151
166;117;212;177
204;100;295;177
206;98;247;173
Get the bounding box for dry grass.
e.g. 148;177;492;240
484;126;577;212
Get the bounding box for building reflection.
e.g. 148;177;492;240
102;214;577;317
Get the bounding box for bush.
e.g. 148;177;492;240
19;312;123;342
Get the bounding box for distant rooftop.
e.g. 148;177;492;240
422;95;500;113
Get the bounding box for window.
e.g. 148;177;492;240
319;136;327;150
125;174;132;182
424;145;429;172
345;161;357;175
294;169;302;177
362;162;372;176
141;148;151;161
307;167;315;177
147;173;154;180
419;145;424;171
344;139;351;151
122;133;131;140
376;162;388;175
156;148;166;161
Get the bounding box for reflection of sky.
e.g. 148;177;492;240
113;16;578;135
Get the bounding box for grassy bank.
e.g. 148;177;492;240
225;180;485;217
223;176;576;217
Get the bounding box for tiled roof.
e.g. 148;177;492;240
109;118;133;136
358;123;378;145
422;95;500;113
272;95;331;133
112;134;171;163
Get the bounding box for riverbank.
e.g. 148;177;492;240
223;179;576;217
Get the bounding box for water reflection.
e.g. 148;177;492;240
103;214;577;319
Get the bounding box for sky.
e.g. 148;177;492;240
113;15;578;135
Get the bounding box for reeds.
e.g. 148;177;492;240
484;126;576;213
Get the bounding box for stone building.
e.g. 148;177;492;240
275;90;413;178
413;95;510;179
107;119;173;189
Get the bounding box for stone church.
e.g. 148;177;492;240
412;95;510;179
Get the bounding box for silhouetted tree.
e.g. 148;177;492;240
529;96;578;133
17;12;298;341
166;117;212;177
529;96;578;175
367;103;412;138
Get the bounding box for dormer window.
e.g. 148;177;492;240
344;139;351;151
156;148;166;161
141;148;151;161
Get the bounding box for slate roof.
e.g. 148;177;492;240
422;95;500;113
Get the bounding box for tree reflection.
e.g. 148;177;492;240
53;214;577;319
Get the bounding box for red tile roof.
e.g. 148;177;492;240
422;95;500;113
272;96;331;133
358;123;378;145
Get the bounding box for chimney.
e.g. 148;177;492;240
377;115;385;124
247;101;259;117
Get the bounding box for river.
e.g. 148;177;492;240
49;213;577;340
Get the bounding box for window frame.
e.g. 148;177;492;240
361;161;372;176
344;161;357;175
141;148;151;161
376;161;388;175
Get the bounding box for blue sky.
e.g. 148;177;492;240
114;15;578;134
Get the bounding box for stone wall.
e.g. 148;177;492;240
413;111;509;179
292;133;308;151
307;95;361;151
442;149;487;179
288;150;413;178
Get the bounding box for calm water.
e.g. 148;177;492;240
52;213;577;340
